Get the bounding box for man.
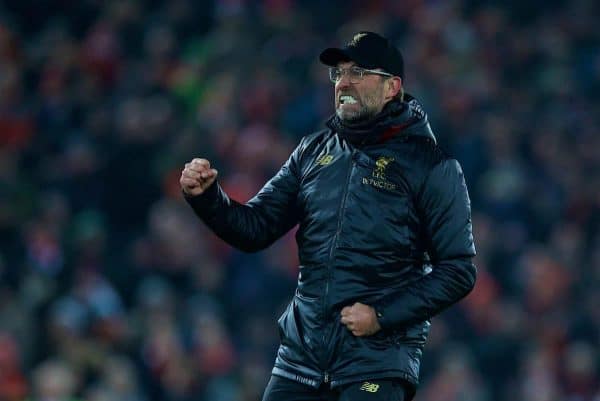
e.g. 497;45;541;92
180;31;476;401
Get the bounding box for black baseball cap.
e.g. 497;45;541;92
319;31;404;80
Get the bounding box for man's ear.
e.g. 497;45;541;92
385;77;403;99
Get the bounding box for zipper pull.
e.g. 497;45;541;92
324;372;330;383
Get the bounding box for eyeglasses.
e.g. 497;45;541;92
328;66;393;84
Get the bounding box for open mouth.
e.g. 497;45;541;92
339;95;358;105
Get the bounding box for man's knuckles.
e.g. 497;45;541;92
191;158;210;168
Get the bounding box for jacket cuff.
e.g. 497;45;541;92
373;301;393;331
182;181;220;213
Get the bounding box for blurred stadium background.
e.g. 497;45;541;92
0;0;599;400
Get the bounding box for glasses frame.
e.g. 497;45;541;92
329;66;394;84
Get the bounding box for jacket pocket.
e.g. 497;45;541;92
342;325;398;352
396;320;430;347
277;298;307;351
365;331;397;350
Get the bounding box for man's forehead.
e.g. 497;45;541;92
336;61;357;68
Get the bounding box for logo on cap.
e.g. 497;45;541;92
349;33;368;47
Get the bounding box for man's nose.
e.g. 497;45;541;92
336;72;352;89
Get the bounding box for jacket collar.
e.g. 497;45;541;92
325;93;436;147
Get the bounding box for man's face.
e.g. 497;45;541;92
334;61;387;123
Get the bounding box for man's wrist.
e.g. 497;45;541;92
182;180;220;211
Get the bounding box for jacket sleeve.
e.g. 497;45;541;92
373;158;476;330
183;141;303;253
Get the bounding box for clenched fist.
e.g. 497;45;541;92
180;158;218;196
340;303;381;337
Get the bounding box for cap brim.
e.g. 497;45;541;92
319;48;353;66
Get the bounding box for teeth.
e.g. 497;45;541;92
340;95;357;104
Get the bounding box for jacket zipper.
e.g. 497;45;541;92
321;148;356;379
329;149;356;260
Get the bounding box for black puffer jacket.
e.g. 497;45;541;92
185;95;476;400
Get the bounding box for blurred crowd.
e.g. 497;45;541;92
0;0;599;400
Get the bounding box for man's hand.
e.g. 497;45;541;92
340;302;381;337
180;158;218;196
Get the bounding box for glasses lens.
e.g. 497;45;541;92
328;67;365;83
329;67;340;83
349;67;363;82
